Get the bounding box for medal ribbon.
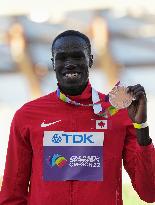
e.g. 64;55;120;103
57;82;120;118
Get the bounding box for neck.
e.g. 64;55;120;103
59;82;88;96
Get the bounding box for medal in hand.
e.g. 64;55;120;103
109;86;133;109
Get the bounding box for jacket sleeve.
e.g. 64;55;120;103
0;110;32;205
122;119;155;203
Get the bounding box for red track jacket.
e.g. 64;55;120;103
0;82;155;205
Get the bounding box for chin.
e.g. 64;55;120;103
65;82;82;90
61;77;81;86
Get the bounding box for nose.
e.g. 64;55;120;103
65;64;76;70
64;59;77;69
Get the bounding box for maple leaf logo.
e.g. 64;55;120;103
98;121;105;128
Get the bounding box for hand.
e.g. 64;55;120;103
127;84;147;123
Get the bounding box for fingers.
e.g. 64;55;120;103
127;84;146;100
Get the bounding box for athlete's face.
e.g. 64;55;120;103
52;36;92;92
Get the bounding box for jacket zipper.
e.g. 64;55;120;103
69;112;77;205
70;181;73;205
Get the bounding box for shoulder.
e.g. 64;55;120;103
14;91;56;119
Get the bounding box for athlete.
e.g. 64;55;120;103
0;30;155;205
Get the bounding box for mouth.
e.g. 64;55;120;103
63;72;81;80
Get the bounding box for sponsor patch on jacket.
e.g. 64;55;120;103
43;131;104;181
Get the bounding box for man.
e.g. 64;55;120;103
0;30;155;205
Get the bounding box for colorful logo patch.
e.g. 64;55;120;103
48;154;67;168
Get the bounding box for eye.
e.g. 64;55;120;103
55;55;66;61
74;56;82;60
72;54;85;60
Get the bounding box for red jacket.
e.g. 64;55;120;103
0;83;155;205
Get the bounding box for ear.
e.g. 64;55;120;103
51;57;55;71
89;54;93;68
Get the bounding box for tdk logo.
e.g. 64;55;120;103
44;131;104;147
52;133;94;144
52;134;62;143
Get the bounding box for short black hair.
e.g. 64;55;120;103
51;30;91;56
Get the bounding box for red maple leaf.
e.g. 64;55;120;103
98;121;105;128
